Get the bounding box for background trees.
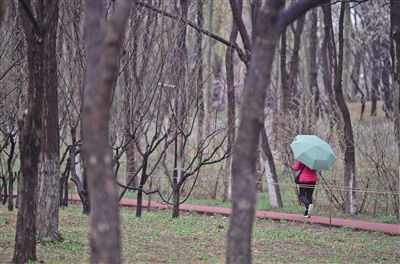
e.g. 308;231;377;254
0;0;398;263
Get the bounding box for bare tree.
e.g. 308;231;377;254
82;0;132;262
227;1;284;262
390;0;400;220
13;0;59;261
35;0;61;242
224;0;240;202
227;0;327;262
335;2;357;214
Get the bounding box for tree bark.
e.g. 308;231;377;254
390;0;400;220
224;0;241;202
309;8;319;123
36;0;61;242
280;27;289;114
260;126;282;208
83;0;131;262
370;41;379;116
287;15;306;112
336;3;357;214
321;5;336;109
171;0;190;218
196;0;205;148
13;0;52;260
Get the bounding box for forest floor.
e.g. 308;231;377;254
1;205;399;264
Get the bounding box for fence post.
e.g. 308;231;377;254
329;184;332;228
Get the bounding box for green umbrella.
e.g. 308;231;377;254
290;135;336;170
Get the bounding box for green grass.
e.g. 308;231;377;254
1;205;399;263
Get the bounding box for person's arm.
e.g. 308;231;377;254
293;161;302;171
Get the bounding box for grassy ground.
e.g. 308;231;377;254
1;205;399;264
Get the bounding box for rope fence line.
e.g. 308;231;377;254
132;175;400;196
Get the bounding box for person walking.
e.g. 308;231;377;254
294;160;318;217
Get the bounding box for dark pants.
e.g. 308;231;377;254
299;182;316;211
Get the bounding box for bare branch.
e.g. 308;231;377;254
136;1;247;63
277;0;329;33
18;0;40;31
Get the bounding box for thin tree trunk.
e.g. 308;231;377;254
260;126;282;208
69;130;90;214
390;0;400;220
280;28;289;114
7;136;16;211
309;8;319;123
370;42;379;116
336;3;357;214
82;0;131;262
350;52;361;103
287;15;306;112
321;5;336;109
135;158;148;217
382;57;392;118
196;0;205;147
342;3;351;100
171;0;190;218
224;0;241;202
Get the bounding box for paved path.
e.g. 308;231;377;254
69;194;400;235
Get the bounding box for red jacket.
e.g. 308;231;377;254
294;161;318;183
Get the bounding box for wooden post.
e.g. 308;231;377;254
329;184;333;227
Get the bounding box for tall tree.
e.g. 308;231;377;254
335;2;357;214
227;1;284;259
224;0;241;202
13;0;58;261
171;0;190;218
82;0;132;262
227;1;327;262
196;0;205;148
308;8;319;124
36;0;61;241
390;0;400;220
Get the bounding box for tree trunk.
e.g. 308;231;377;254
280;28;289;114
260;126;282;208
69;133;90;214
382;57;392;118
309;8;319;123
350;51;361;103
287;15;306;112
321;5;336;109
124;141;138;188
82;0;131;262
342;3;351;100
370;41;380;116
390;0;400;220
135;158;147;217
336;3;357;214
14;0;51;260
196;0;205;147
227;2;284;263
171;0;190;218
224;0;240;202
36;0;61;241
7;136;16;211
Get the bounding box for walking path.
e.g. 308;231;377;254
69;194;400;236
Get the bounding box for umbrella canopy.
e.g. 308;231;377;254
290;135;336;170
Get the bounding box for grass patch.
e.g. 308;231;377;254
1;205;399;263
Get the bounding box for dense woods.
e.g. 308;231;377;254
0;0;399;263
